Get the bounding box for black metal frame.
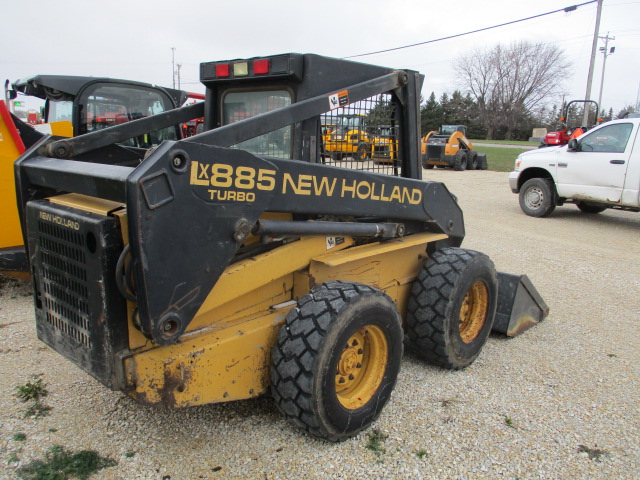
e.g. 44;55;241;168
15;53;465;346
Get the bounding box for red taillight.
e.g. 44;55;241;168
216;63;230;77
254;59;269;75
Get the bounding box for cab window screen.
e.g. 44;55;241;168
223;90;292;158
78;83;178;148
321;93;402;176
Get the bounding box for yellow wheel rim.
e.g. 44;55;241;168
335;326;388;410
459;281;489;343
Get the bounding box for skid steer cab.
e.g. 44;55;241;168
14;53;548;441
1;75;190;278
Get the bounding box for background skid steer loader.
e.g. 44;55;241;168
14;53;548;441
421;124;487;171
1;76;191;278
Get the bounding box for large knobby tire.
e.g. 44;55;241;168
576;201;607;214
353;143;369;161
453;150;467;171
422;158;435;170
270;281;403;441
476;153;488;170
519;177;556;217
406;247;498;370
467;151;478;170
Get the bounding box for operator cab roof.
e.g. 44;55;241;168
12;75;189;108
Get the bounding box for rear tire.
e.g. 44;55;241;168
576;202;607;214
406;248;497;370
519;178;556;217
453;150;467;171
422;157;435;169
271;281;403;441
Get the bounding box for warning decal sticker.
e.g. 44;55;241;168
328;90;350;110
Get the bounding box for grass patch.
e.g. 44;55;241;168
366;429;388;457
503;415;515;428
415;449;428;459
578;444;608;462
124;451;136;458
16;377;48;403
16;445;117;480
24;402;52;418
473;146;525;172
16;375;52;418
13;432;27;441
472;139;537;146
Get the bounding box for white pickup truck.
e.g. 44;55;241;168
509;118;640;217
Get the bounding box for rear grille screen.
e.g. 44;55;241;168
37;221;91;347
26;200;128;390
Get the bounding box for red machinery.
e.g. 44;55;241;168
540;100;600;148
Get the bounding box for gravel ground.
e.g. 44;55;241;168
1;170;638;480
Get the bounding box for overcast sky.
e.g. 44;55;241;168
3;0;639;115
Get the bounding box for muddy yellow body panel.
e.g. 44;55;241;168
125;233;445;408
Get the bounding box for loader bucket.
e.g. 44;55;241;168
493;273;549;337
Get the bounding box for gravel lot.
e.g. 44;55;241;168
1;170;638;480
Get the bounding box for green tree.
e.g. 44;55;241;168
420;92;443;135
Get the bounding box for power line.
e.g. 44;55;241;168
343;1;598;59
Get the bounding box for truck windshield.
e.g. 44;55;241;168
78;83;178;148
223;90;292;158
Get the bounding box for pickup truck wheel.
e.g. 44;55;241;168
270;281;403;441
453;150;467;171
519;178;556;217
406;247;498;370
576;202;607;214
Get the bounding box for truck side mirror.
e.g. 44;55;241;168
567;138;579;151
6;89;17;100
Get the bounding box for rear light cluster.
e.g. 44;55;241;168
200;54;302;82
211;59;269;79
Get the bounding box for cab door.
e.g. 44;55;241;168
555;122;636;203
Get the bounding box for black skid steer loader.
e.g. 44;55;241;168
14;53;548;441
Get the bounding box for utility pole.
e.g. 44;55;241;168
582;0;603;126
597;32;615;115
177;64;182;90
171;47;176;89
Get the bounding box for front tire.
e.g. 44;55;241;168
453;150;467;171
519;178;556;217
406;248;497;370
353;143;369;161
271;281;403;441
467;151;478;170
